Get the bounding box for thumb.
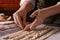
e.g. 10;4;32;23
30;11;38;18
23;24;31;31
30;19;38;30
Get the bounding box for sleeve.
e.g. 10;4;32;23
57;2;60;4
20;0;36;7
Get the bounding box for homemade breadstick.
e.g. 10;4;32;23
9;31;28;39
0;21;14;25
21;31;37;40
2;30;24;39
13;31;34;40
36;28;59;40
31;28;52;40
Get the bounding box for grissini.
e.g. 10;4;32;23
9;31;28;39
2;30;24;39
2;25;59;40
21;31;37;40
13;31;34;40
0;24;17;31
36;28;59;40
31;28;52;40
0;21;14;25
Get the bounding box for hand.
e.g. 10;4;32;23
13;1;34;30
24;9;46;30
24;24;31;31
13;9;27;29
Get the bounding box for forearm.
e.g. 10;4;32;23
16;1;34;14
40;4;60;19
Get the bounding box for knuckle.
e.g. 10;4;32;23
13;14;15;18
37;9;40;12
13;13;18;16
13;13;16;16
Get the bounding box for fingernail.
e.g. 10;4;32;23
23;27;27;31
30;27;33;30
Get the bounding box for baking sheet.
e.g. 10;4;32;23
0;24;60;40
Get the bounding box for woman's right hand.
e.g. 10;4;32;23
13;9;27;29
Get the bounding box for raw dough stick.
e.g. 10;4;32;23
9;31;29;39
30;28;52;40
36;28;59;40
21;31;37;40
7;16;11;20
0;24;17;31
2;30;24;39
0;21;14;25
29;32;39;40
13;31;34;40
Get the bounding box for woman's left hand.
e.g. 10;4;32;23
24;9;46;30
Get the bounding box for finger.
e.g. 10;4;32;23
23;16;26;27
30;11;38;18
17;15;24;29
15;14;24;29
23;24;31;31
13;15;18;25
30;19;39;30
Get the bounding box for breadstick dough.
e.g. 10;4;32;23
0;21;14;25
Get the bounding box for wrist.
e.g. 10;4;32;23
55;4;60;13
18;8;28;14
20;1;33;14
39;4;60;19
